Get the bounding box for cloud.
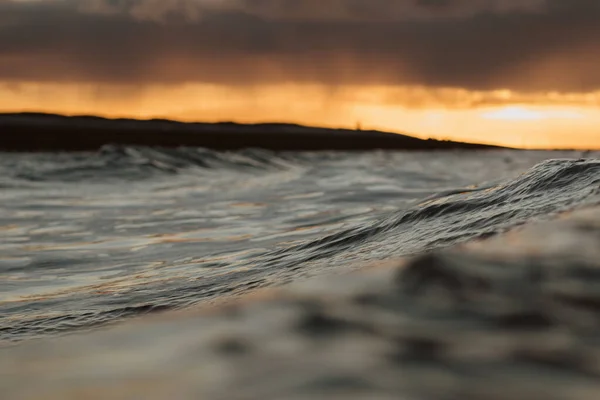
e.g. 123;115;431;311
0;0;599;92
77;0;549;22
79;0;208;22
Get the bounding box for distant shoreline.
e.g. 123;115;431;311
0;112;507;152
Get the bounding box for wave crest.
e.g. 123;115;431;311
261;159;600;269
11;146;306;182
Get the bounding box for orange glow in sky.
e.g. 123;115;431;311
2;82;599;150
480;106;584;121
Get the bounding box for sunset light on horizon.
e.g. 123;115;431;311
2;82;599;149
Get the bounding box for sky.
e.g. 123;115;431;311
1;0;600;149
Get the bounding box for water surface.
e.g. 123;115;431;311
1;148;599;342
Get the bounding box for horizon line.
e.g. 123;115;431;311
0;110;597;152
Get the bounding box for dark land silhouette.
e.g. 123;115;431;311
0;112;506;152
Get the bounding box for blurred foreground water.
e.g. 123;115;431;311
2;204;600;400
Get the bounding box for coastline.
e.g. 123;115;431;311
0;112;505;152
2;204;599;399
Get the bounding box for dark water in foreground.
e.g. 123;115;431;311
1;148;599;342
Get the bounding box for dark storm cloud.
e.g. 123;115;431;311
0;0;599;92
78;0;547;22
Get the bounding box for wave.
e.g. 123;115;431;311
97;146;303;172
258;159;600;270
1;156;599;342
8;146;310;182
